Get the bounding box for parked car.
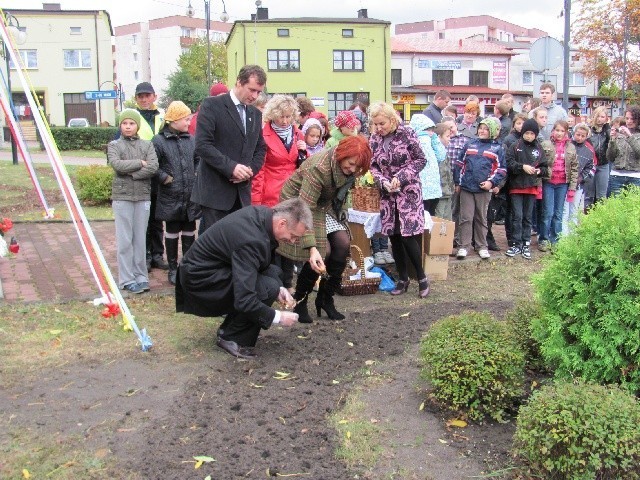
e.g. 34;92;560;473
67;118;90;128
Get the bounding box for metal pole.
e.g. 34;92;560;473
562;0;571;111
5;45;17;165
205;0;211;86
118;82;123;111
622;10;629;112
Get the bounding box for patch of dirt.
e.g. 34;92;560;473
1;298;521;479
2;184;66;217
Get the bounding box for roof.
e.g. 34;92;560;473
234;17;390;25
6;8;114;36
392;36;515;56
411;85;513;96
395;15;547;38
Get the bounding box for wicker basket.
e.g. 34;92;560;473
352;185;380;213
338;244;381;296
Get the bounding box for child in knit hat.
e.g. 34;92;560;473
107;109;159;294
325;110;360;148
504;118;551;259
152;101;198;285
453;116;506;260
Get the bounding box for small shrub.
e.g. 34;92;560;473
77;165;113;204
514;380;640;479
503;298;546;371
419;311;525;422
532;187;640;393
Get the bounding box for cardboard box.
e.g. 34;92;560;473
424;216;455;255
423;254;449;281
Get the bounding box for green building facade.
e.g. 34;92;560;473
225;9;390;119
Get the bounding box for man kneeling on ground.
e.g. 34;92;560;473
176;198;312;359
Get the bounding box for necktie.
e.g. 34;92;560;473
237;104;246;133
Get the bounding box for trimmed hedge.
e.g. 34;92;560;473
76;165;113;204
419;311;525;422
503;298;545;371
532;187;640;393
514;380;640;479
51;127;118;151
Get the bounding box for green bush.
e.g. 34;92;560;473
503;298;545;371
51;127;118;150
419;311;525;422
514;380;640;479
77;165;113;203
532;187;640;393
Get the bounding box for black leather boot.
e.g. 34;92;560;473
293;262;319;324
315;259;346;320
165;237;179;285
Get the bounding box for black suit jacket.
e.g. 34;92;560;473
176;206;279;325
191;93;266;211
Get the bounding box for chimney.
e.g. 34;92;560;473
43;3;62;10
357;9;368;18
257;7;269;20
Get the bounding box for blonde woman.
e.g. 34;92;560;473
368;102;430;298
584;106;611;209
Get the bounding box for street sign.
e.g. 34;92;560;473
580;96;587;107
84;90;118;100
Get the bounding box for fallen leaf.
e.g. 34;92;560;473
398;312;410;318
22;469;30;479
338;419;348;424
48;329;63;335
347;342;354;347
296;335;308;339
332;380;339;384
370;418;379;423
194;460;203;469
346;431;351;439
419;401;425;411
447;419;468;428
193;455;215;462
364;360;375;366
249;383;265;388
205;476;212;480
438;438;448;444
54;308;61;313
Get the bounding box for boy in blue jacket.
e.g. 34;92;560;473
454;117;506;260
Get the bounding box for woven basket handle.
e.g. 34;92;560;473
349;244;366;275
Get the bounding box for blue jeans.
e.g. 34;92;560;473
371;234;389;253
609;174;640;196
540;182;568;244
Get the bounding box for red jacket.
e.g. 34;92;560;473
251;123;305;207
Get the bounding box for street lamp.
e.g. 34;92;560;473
187;0;229;87
621;11;629;112
3;12;27;165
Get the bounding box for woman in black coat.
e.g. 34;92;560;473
152;101;199;284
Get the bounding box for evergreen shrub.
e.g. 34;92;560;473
532;187;640;393
514;380;640;479
419;311;525;421
77;165;113;203
503;298;545;371
51;127;118;150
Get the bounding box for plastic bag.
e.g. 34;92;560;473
369;266;395;292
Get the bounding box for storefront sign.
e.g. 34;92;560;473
418;60;461;69
398;94;416;104
592;99;618;108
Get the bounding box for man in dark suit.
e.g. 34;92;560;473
191;65;268;228
176;198;312;359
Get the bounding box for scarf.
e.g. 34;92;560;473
271;122;293;148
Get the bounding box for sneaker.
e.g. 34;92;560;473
138;281;150;291
123;282;144;294
382;251;395;264
505;245;521;257
521;245;532;260
538;240;550;252
373;252;386;265
478;249;491;260
456;248;467;259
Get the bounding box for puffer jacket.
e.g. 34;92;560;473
107;135;158;201
152;125;200;222
454;138;506;193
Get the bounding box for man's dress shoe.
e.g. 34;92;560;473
216;337;257;359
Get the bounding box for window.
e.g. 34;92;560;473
432;70;453;86
9;50;38;69
277;28;289;37
63;49;91;69
438;32;445;39
267;50;300;71
133;53;138;62
328;92;370;119
70;26;82;35
181;27;192;37
469;70;488;87
134;71;139;81
342;29;354;38
131;34;137;45
570;72;585;86
391;69;402;86
522;70;533;85
333;50;364;71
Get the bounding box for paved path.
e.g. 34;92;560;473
0;149;105;166
0;220;511;304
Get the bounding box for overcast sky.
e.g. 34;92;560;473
8;0;568;38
